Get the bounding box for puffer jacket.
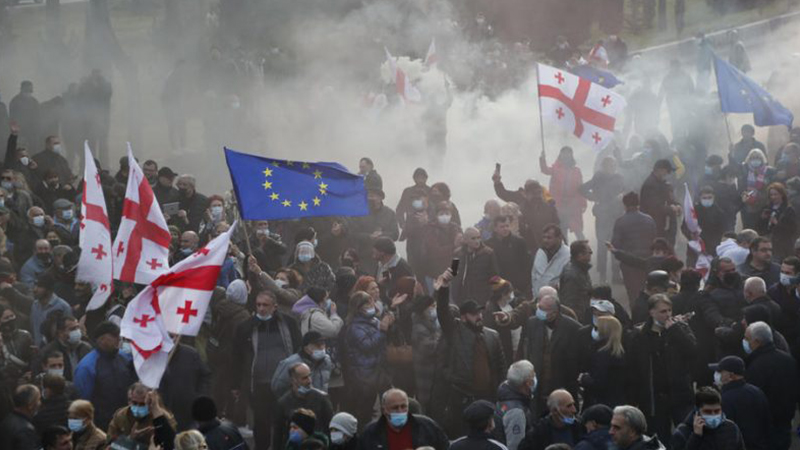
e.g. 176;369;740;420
342;315;386;386
411;311;441;407
669;412;744;450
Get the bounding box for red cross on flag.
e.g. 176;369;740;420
537;62;626;151
77;142;113;311
112;143;171;285
683;183;712;279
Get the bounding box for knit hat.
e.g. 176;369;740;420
290;410;316;436
226;280;248;305
329;412;357;437
191;396;217;422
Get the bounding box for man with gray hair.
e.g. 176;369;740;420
519;389;582;449
451;227;499;305
494;360;536;449
609;405;664;449
743;321;798;450
742;277;782;323
175;173;208;232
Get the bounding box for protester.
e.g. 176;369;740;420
518;389;582;450
708;356;770;450
190;396;247;450
574;404;613;450
530;224;569;296
669;387;745;449
494;360;536;450
329;412;358;450
0;384;41;450
357;388;449;450
608;405;665;450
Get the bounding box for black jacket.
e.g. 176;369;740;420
31;394;69;434
518;415;584;450
0;411;39;450
744;342;799;427
178;191;209;233
493;181;559;254
720;379;771;450
273;388;334;450
639;173;676;236
357;414;449;450
197;419;248;450
669;413;744;450
611;210;657;263
450;432;507;450
558;260;592;321
573;427;612;450
451;244;500;306
736;259;780;287
626;320;696;417
576;326;627;408
485;233;532;295
517;314;581;397
159;344;212;431
622;435;665;450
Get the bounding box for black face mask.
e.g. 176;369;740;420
722;271;741;288
37;253;53;265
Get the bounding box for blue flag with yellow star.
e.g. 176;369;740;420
714;55;793;128
224;147;368;220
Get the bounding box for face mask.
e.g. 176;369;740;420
52;144;63;155
37;253;52;264
256;313;272;321
1;181;13;191
591;316;598;327
120;341;133;355
437;214;452;225
210;206;223;218
68;418;85;433
311;349;326;361
563;416;576;425
298;252;313;263
700;198;714;208
654;319;665;328
780;273;793;286
723;272;741;288
180;248;193;255
47;368;64;377
749;160;763;169
364;307;376;318
130;404;149;418
702;414;723;429
297;385;311;395
713;371;722;387
389;412;408;428
535;307;548;321
0;199;4;208
412;199;424;210
288;431;302;443
325;298;332;311
313;239;318;248
32;215;45;227
61;210;73;220
256;228;269;236
704;166;713;175
68;329;82;345
742;339;752;354
428;308;437;321
274;279;288;289
591;328;601;341
330;431;345;445
19;157;29;166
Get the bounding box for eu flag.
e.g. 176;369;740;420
714;55;793;128
571;64;623;88
224;147;368;220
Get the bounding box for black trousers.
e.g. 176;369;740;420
251;383;276;450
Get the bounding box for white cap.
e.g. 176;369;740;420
590;299;615;315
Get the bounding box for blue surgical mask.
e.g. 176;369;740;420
412;199;424;210
288;431;303;443
750;160;763;169
702;414;723;429
713;371;722;387
325;299;332;311
311;349;326;361
591;316;598;327
297;385;311;395
68;418;85;433
428;308;437;321
130;404;149;418
700;198;714;208
535;307;548;321
530;375;538;397
364;307;376;318
591;328;601;341
742;339;752;354
330;431;345;445
298;253;313;263
704;166;714;175
1;181;13;191
780;273;792;286
256;313;272;321
32;215;45;227
563;416;576;425
120;341;132;355
61;209;73;220
389;412;408;428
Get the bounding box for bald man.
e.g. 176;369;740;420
451;227;499;305
358;389;449;450
742;277;782;324
519;389;583;449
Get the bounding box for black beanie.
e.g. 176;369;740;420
291;410;316;436
191;396;217;422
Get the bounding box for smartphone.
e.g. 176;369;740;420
495;163;501;172
163;202;180;216
451;258;460;276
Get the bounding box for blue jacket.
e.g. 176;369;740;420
721;379;771;450
74;349;137;429
19;256;48;288
343;315;385;384
574;428;612;450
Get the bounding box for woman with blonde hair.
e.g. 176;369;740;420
577;315;626;408
174;430;207;450
68;400;106;450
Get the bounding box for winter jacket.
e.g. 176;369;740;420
700;286;746;329
73;349;137;429
37;338;92;381
0;411;38;450
530;245;570;296
357;414;449;450
271;351;333;397
411;311;441;407
669;412;744;450
575;327;626;408
573;427;613;450
639;173;677;237
231;314;301;393
611;210;657;265
273;388;334;450
294;299;344;338
720;379;770;450
493;381;533;450
73;423;107;450
518;414;584;450
516;314;581;397
736;258;780;287
451;244;499;306
744;342;799;427
558;260;592;321
289;257;336;293
450;432;508;450
621;435;665;450
342;315;386;387
486;233;532;295
159;344;212;431
347;205;399;274
493;181;560;254
758;202;797;260
31;393;69;433
107;406;178;446
197;419;248;450
625;320;696;418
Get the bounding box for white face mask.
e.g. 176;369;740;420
210;206;223;218
47;368;64;377
700;198;714;208
32;215;45;227
68;329;82;345
330;431;345;445
591;328;601;341
713;371;722;387
274;279;288;288
437;214;452;225
52;144;63;155
19;157;29;166
412;199;424;210
780;273;793;286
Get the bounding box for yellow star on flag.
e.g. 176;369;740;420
299;201;308;211
313;170;323;179
262;180;272;190
318;182;328;190
312;197;321;206
263;168;273;177
270;193;279;201
282;199;292;207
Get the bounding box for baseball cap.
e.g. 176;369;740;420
708;355;745;375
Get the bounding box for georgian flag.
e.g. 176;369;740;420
537;62;626;151
77;142;113;311
385;47;422;103
683;184;712;279
112;143;171;284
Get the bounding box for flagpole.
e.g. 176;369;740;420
535;64;547;157
228;188;254;256
711;56;734;147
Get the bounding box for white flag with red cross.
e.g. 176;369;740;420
385;47;422;104
112;143;171;285
536;62;626;151
77;142;114;311
152;222;236;336
120;279;174;388
683;183;712;279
